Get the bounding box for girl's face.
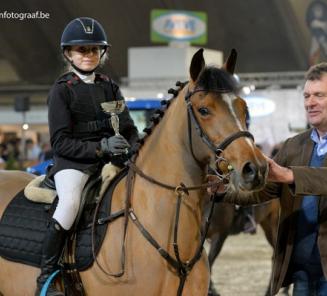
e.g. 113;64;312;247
67;45;101;71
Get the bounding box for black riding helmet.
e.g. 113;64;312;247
61;17;110;74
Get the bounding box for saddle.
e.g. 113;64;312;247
0;166;128;293
23;163;121;205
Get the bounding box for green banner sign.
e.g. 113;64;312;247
151;9;207;45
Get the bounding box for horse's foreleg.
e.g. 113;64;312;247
260;211;279;296
208;281;220;296
259;213;277;249
208;232;228;269
207;232;229;296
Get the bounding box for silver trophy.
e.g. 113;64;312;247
101;100;128;155
101;100;126;136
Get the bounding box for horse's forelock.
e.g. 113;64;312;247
196;67;237;94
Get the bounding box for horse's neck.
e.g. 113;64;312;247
136;96;204;188
131;96;207;254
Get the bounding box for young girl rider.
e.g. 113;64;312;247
36;17;138;295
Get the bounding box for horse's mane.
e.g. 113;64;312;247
197;67;237;94
130;81;187;160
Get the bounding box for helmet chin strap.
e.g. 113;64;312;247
62;47;107;75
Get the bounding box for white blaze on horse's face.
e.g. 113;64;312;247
200;91;267;193
221;93;255;149
221;93;243;130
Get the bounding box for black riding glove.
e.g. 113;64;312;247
100;135;130;156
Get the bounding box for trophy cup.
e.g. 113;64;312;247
101;100;128;155
101;100;126;136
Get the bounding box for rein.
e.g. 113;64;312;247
90;83;256;296
90;160;222;295
126;161;222;296
127;161;220;191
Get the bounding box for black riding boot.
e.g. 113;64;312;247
35;218;66;296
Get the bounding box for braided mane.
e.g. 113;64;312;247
130;81;188;160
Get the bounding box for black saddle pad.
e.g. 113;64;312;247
0;168;128;271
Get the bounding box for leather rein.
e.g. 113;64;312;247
91;86;255;296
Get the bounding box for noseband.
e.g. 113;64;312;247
185;88;254;171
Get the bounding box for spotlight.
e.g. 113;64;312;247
22;123;29;130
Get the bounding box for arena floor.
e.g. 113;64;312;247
208;227;291;296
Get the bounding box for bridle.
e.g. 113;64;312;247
91;83;256;296
185;87;254;168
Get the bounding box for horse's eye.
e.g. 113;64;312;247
198;107;210;116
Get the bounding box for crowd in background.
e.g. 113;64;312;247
0;137;53;170
0;134;283;172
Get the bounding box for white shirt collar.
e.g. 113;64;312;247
72;69;95;84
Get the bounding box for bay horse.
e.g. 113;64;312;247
206;200;281;296
0;48;268;296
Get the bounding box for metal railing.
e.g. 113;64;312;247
0;71;307;107
238;71;305;88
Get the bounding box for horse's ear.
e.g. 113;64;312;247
223;49;237;74
190;48;205;82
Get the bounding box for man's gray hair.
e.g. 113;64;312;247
306;62;327;80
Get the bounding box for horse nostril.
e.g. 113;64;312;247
242;161;258;182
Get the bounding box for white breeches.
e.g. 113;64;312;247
53;169;89;230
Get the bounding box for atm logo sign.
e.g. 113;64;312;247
151;10;207;44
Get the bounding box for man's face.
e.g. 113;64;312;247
304;74;327;135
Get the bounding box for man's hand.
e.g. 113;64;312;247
266;157;294;184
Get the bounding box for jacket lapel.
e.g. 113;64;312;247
302;136;314;165
293;131;314;211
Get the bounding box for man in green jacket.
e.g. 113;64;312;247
257;63;327;295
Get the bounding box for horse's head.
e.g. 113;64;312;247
184;48;267;195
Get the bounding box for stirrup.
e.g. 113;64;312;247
40;270;61;296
